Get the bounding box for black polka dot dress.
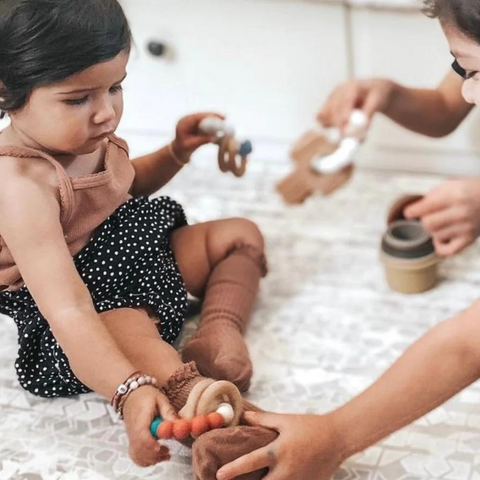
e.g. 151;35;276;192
0;196;189;398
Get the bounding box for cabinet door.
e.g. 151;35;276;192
118;0;348;143
351;8;480;176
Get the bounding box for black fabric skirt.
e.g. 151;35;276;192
0;196;189;398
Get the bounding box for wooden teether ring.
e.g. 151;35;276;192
218;137;247;177
195;380;243;427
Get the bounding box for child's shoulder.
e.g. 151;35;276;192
0;153;59;208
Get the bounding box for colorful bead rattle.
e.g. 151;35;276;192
199;116;252;178
150;402;235;441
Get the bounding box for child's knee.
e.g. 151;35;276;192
208;218;267;274
225;217;265;251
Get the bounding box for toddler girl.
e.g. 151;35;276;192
0;0;277;475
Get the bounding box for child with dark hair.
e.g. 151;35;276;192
215;1;480;479
0;0;279;475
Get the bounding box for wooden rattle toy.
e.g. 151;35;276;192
199;116;252;178
276;109;368;204
149;379;242;442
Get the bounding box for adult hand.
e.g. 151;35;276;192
317;78;395;131
404;179;480;257
216;412;344;480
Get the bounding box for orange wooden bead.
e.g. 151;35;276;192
157;420;174;440
207;412;225;430
173;419;192;440
191;415;210;437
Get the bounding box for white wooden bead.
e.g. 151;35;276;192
130;381;139;390
145;376;152;383
151;378;157;385
138;377;146;385
216;403;235;425
117;384;128;395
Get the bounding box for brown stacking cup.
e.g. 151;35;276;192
380;195;439;294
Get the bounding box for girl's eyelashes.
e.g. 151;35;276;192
452;59;467;79
451;60;480;81
65;96;89;106
63;84;123;106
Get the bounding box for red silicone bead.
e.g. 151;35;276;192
207;412;225;430
157;420;174;440
173;419;192;440
191;415;210;437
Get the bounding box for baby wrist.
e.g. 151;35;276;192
111;371;160;419
168;140;190;166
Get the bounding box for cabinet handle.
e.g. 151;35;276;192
147;41;167;57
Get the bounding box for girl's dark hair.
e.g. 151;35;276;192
423;0;480;44
0;0;131;116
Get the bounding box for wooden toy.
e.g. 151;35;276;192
199;116;252;178
149;379;242;441
276;110;367;204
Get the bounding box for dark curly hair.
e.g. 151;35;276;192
0;0;131;118
423;0;480;43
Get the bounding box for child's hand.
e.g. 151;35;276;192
122;385;178;467
317;79;395;131
216;412;344;480
404;179;480;257
172;112;225;162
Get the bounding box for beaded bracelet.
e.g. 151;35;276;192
168;141;190;167
150;402;235;441
111;371;159;419
111;371;141;412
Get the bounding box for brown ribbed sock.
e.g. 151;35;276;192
182;246;267;392
161;362;208;412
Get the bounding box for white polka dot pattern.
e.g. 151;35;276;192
0;196;189;398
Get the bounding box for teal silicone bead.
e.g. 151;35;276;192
150;417;163;439
239;140;253;157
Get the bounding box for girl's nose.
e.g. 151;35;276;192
93;98;116;125
461;79;477;105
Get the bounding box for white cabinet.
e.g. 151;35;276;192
116;1;480;176
118;0;348;143
351;8;480;176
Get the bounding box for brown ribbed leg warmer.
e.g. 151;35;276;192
182;246;267;392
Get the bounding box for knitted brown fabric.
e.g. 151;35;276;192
161;362;208;412
182;246;267;392
193;426;279;480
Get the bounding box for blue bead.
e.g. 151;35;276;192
150;417;163;439
239;140;253;157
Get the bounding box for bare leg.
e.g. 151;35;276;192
171;218;266;392
100;307;184;385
